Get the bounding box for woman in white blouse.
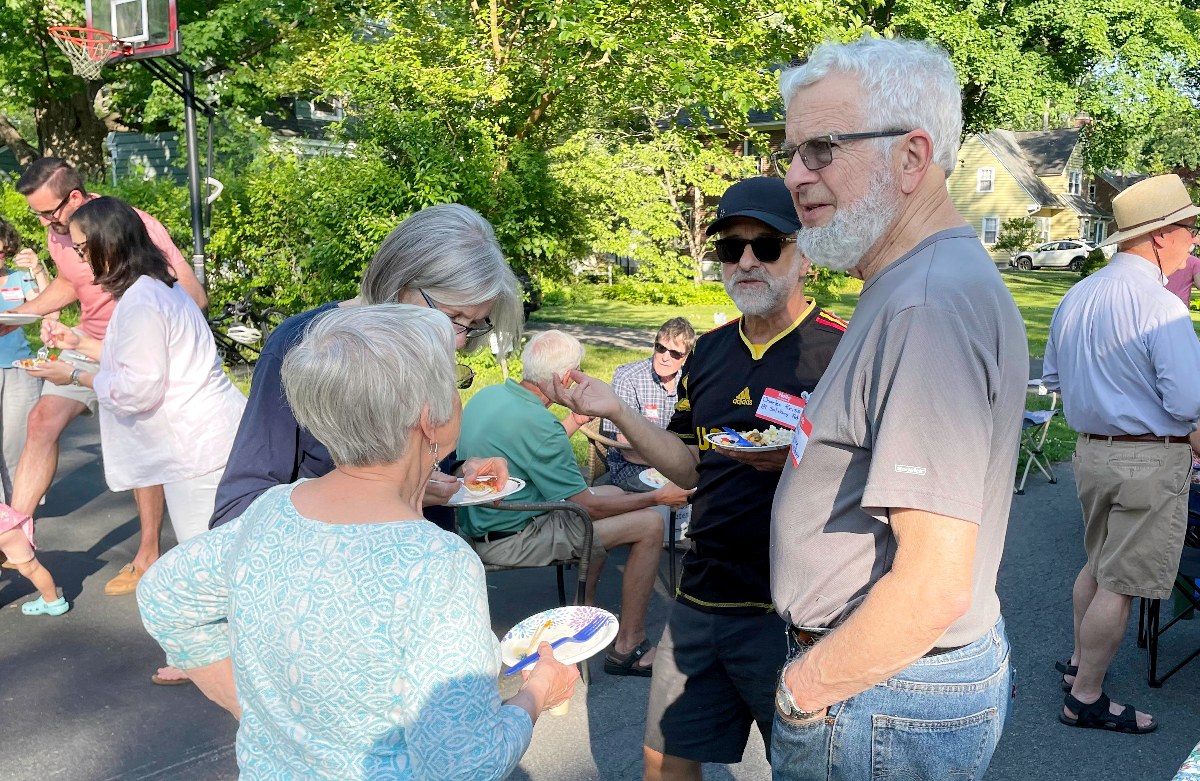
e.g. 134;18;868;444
34;198;244;677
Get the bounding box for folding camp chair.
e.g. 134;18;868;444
1136;486;1200;687
1015;380;1058;495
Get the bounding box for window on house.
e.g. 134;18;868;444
981;216;999;245
1088;180;1096;202
976;167;994;193
1094;221;1106;245
296;98;344;122
1068;170;1082;196
1038;217;1051;242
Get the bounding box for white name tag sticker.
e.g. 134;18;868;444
644;404;659;420
0;287;24;303
790;411;813;467
755;387;804;430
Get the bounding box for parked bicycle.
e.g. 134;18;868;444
208;292;286;373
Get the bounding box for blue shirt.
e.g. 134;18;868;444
139;483;533;780
601;358;679;486
208;301;456;531
0;269;38;363
1043;252;1200;436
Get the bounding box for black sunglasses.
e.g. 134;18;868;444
1171;221;1200;238
770;130;912;175
29;189;78;220
72;239;88;256
654;342;687;361
456;363;475;390
714;236;798;264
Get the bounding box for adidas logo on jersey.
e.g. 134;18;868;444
732;387;753;406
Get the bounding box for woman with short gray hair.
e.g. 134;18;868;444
139;305;577;780
210;203;519;529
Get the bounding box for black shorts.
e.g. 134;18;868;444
644;602;787;764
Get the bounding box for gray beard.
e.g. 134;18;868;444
724;268;796;317
797;166;898;272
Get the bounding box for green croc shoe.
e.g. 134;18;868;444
21;596;70;616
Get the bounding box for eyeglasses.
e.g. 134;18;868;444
72;240;88;256
456;363;475;390
654;342;687;361
1171;222;1200;238
29;189;78;220
418;289;493;339
713;236;798;264
770;130;912;175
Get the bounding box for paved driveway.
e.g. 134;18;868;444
2;415;1197;780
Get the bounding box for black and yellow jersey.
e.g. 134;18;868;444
667;300;845;614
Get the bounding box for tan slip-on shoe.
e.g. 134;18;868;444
104;563;143;596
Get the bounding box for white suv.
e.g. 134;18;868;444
1010;240;1096;271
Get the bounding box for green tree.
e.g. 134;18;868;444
993;217;1041;258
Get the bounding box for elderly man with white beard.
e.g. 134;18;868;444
767;36;1028;781
539;176;844;780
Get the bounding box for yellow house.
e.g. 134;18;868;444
947;128;1110;262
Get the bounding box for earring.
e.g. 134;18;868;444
429;440;439;470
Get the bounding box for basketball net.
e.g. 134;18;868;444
48;26;127;80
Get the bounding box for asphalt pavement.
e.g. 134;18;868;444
2;414;1198;780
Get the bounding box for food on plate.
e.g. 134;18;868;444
14;355;58;369
641;468;667;487
740;426;791;446
463;475;499;496
711;425;791;448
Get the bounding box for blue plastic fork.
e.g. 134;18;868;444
504;615;610;675
720;427;756;447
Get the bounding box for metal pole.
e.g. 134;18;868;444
181;66;206;289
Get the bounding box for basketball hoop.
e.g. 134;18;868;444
48;26;126;80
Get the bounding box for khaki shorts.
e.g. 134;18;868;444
471;508;606;567
1073;436;1192;599
41;380;98;415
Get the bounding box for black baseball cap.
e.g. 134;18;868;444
706;176;801;236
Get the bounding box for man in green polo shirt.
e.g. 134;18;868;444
459;329;692;677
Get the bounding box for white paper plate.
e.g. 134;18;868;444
0;313;40;325
501;606;619;669
59;349;99;369
11;358;55;370
704;431;790;451
639;467;667;488
445;476;525;507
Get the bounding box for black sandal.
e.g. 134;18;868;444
604;639;654;677
1055;659;1077;692
1059;692;1157;734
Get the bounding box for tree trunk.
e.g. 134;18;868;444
0;114;38;167
34;88;109;182
690;184;705;284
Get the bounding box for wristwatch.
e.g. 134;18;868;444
776;667;825;722
69;368;82;387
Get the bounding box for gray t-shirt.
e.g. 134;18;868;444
771;227;1028;647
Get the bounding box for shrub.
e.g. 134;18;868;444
600;280;734;306
1079;247;1107;278
994;217;1041;257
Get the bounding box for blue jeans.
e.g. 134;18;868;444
771;618;1014;781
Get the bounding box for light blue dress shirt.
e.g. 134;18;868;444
1043;252;1200;436
138;482;533;780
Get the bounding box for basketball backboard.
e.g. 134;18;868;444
85;0;180;61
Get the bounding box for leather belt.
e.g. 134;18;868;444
471;529;519;544
1081;433;1186;444
789;626;965;657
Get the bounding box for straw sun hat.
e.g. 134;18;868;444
1102;173;1200;247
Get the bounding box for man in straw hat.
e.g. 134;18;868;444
1043;173;1200;734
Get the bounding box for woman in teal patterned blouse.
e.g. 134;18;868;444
137;305;578;780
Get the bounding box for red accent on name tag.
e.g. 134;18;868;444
789;412;813;467
755;387;805;430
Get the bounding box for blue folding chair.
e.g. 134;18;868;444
1015;381;1058;495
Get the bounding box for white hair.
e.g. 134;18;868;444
282;304;457;467
521;330;584;383
359;203;524;352
779;35;963;174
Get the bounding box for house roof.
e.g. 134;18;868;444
1059;193;1106;218
977;130;1062;208
1097;169;1148;192
1010;129;1080;176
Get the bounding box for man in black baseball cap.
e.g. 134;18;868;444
538;175;847;779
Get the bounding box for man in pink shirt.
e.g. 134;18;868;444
3;158;206;602
1165;254;1200;308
